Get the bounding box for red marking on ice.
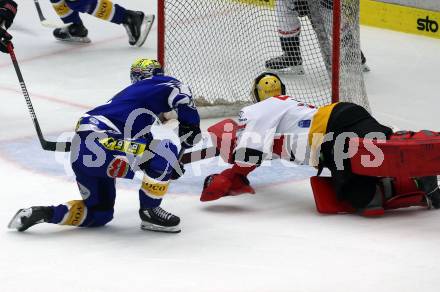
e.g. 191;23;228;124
0;86;90;109
0;35;126;69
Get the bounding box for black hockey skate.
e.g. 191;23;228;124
123;11;155;47
8;206;53;232
53;22;90;43
416;176;440;209
265;36;304;74
265;54;305;74
139;207;180;233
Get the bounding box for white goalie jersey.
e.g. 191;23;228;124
235;95;318;164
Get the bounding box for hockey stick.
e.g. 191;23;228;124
7;43;71;152
180;146;219;165
33;0;46;23
33;0;67;28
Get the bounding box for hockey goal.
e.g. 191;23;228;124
157;0;369;117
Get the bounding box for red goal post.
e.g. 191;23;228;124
157;0;369;117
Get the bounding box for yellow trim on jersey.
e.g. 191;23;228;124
308;103;339;167
52;1;72;17
141;175;169;198
308;103;339;146
99;137;147;156
60;200;87;226
94;0;114;21
360;0;440;39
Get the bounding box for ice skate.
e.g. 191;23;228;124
266;54;305;75
265;36;305;74
417;176;440;209
53;22;91;43
139;206;181;233
265;54;305;74
123;11;155;47
8;206;53;232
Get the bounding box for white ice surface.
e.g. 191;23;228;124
1;1;440;292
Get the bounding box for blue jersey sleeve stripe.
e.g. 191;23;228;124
168;88;192;109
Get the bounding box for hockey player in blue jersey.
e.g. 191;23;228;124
50;0;154;46
8;58;201;233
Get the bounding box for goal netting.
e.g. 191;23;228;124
158;0;369;117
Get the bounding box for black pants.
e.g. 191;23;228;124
320;103;393;209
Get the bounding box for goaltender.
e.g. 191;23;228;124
200;72;440;217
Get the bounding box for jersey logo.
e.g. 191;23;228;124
99;137;146;155
107;156;130;178
238;111;247;123
298;119;311;128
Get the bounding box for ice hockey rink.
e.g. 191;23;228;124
1;1;440;292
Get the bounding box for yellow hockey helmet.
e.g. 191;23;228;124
252;72;286;102
130;58;163;83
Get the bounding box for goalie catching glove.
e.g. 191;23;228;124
200;164;256;202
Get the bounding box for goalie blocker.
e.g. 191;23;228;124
202;104;440;217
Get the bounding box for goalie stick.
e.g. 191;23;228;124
33;0;67;29
7;42;71;152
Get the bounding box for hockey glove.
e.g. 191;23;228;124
179;123;201;149
0;27;11;53
200;165;256;202
0;0;17;29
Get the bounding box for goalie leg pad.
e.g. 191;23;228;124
310;176;356;214
384;177;427;210
349;130;440;178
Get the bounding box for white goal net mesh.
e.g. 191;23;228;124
159;0;369;116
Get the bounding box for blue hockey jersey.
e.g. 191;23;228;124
86;75;200;138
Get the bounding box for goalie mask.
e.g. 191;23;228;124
252;72;286;102
130;58;164;83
